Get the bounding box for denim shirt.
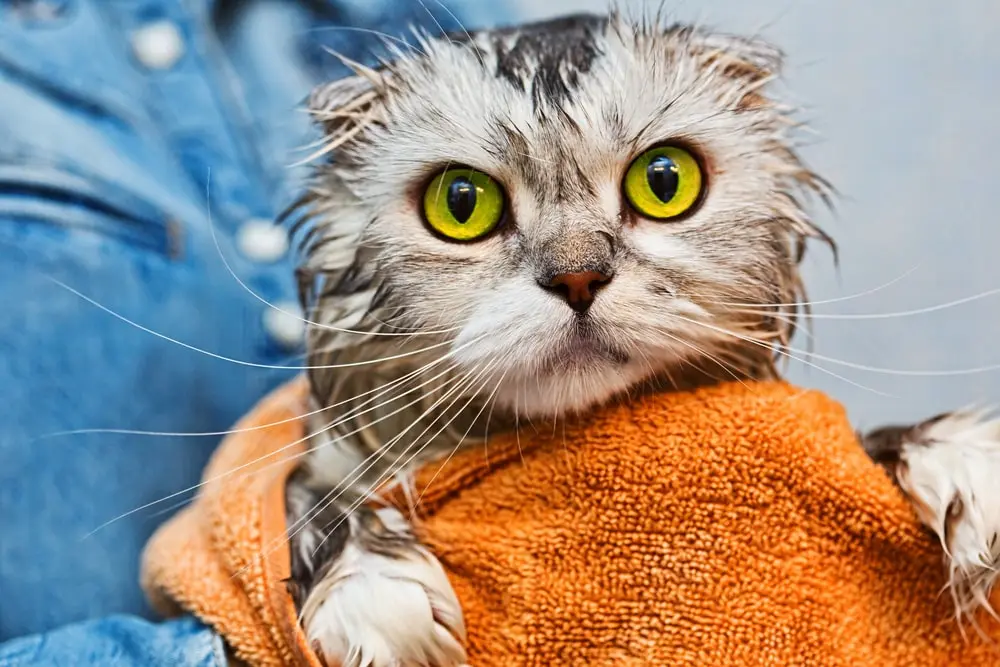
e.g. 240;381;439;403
0;0;510;660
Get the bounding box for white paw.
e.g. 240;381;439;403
301;508;466;667
895;409;1000;618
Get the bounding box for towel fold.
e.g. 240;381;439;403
142;378;999;666
142;377;321;667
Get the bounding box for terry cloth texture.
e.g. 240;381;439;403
142;378;1000;666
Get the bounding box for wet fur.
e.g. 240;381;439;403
283;11;999;665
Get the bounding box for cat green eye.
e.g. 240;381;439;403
423;168;505;241
623;146;704;220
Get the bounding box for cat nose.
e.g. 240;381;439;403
540;271;613;313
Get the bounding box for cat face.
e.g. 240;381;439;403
298;14;830;418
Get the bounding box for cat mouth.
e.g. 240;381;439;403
537;324;630;373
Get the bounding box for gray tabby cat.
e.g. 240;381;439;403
282;12;1000;666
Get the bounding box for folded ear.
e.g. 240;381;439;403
307;57;392;153
686;32;783;114
695;32;784;82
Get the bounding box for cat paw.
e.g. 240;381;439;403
300;508;466;667
865;409;1000;619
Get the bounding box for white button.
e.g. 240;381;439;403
264;302;306;351
237;219;289;264
131;21;184;71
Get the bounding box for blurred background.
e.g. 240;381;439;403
516;0;1000;427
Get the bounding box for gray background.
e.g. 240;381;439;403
511;0;1000;427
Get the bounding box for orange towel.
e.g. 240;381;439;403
142;377;1000;666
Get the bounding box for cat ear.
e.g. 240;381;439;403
308;57;392;148
695;33;784;82
689;33;784;112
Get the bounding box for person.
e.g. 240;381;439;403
0;1;510;663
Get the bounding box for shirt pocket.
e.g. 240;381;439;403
0;3;200;258
0;160;181;256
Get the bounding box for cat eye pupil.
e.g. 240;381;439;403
447;177;477;223
646;155;680;203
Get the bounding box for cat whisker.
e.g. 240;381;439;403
82;335;489;536
751;309;817;345
514;384;525;466
307;359;501;557
408;367;508;516
798;353;1000;378
203;171;459;339
100;359;472;542
629;341;682;392
143;493;201;523
278;359;496;560
427;0;488;69
50;276;466;372
229;315;454;365
359;309;459;335
280;360;489;543
305;301;455;335
358;359;503;516
414;1;458;49
657;329;754;391
707;264;920;309
37;338;465;441
727;286;1000;321
430;159;455;215
480;351;513;469
684;313;1000;379
304;25;430;59
261;364;478;560
85;363;462;539
669;313;892;396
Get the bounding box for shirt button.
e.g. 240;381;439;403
237;219;290;264
131;21;185;71
263;301;306;351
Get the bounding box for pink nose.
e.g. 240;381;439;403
544;271;612;313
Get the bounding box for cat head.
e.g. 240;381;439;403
294;13;832;419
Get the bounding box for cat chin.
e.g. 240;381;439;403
491;358;656;419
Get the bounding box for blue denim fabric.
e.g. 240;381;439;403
0;0;511;659
0;616;224;667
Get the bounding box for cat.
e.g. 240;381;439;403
282;12;1000;665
